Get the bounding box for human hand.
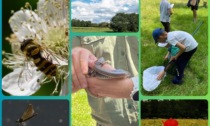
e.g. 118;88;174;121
72;47;97;93
157;70;165;80
164;55;168;60
87;77;133;98
170;56;177;62
86;62;133;98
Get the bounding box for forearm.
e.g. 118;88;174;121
175;47;185;58
164;52;170;59
175;42;186;59
169;8;173;15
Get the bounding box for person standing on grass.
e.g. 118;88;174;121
152;28;198;84
187;0;200;22
160;0;173;32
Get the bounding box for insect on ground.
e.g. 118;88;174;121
16;104;38;126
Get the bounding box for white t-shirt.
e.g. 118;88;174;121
167;31;198;52
160;0;171;22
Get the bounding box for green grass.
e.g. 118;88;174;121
141;119;208;126
141;0;208;96
72;90;96;126
72;27;113;32
71;1;208;125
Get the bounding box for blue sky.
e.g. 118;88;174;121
71;0;139;23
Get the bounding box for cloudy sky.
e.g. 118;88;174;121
71;0;139;23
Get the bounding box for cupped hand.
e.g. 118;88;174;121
72;47;97;93
86;63;133;98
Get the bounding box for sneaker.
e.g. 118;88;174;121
172;76;183;84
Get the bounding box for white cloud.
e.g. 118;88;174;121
71;0;139;23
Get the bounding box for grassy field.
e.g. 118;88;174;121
72;90;96;126
141;119;208;126
72;27;113;32
141;0;208;96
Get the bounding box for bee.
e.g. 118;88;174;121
16;104;38;126
17;39;68;92
20;39;57;77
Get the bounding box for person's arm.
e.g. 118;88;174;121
87;77;134;99
169;8;173;15
86;62;138;99
157;70;166;80
170;42;186;61
168;2;173;16
164;51;170;60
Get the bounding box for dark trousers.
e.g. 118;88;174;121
176;47;197;79
161;22;170;32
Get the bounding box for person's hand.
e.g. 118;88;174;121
170;56;177;62
87;77;133;98
86;63;133;98
157;70;165;80
72;47;97;93
164;55;168;60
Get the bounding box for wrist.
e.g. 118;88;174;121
130;77;139;101
121;78;133;98
174;55;179;60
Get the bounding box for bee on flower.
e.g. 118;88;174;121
2;0;69;96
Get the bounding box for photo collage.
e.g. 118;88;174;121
0;0;209;126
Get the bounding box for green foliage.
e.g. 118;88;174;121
98;22;110;27
72;19;92;27
141;0;208;96
110;13;139;32
72;27;113;32
71;19;110;28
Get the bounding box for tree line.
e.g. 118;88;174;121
71;13;138;32
71;19;109;27
141;100;208;119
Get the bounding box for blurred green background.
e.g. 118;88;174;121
2;0;60;96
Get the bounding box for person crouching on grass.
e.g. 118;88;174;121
152;28;198;84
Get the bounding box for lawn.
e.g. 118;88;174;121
72;90;96;126
141;0;208;96
141;119;208;126
72;27;113;32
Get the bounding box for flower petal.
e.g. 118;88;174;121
37;0;69;27
9;10;48;41
2;67;44;96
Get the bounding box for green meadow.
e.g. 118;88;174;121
141;0;208;96
72;90;96;126
72;27;113;32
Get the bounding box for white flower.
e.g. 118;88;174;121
2;0;69;96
